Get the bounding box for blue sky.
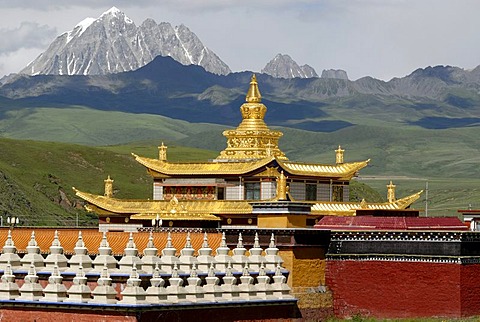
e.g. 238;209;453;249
0;0;479;80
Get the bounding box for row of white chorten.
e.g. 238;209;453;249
0;230;293;304
0;230;284;273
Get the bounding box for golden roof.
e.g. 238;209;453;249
278;159;369;180
74;188;422;218
310;190;424;216
133;153;368;179
133;154;275;176
74;188;251;219
216;74;287;161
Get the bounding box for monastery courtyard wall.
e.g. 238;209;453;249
4;228;480;319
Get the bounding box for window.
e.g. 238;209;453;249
332;185;344;202
244;182;261;200
305;183;317;201
217;187;225;200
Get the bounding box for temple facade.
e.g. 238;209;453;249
74;75;422;232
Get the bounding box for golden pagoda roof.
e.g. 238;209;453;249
74;188;422;218
74;188;250;220
310;190;424;216
133;153;368;179
278;159;369;180
133;154;276;176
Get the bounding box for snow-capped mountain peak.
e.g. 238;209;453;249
65;17;96;43
101;6;122;17
261;54;318;79
99;6;133;24
20;7;230;76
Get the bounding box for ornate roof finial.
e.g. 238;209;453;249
216;75;287;161
104;175;114;198
246;74;261;103
360;198;367;209
158;142;168;161
335;145;345;164
387;180;396;203
276;171;288;200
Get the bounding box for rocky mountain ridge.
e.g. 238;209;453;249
3;55;480;134
261;54;318;79
19;7;231;76
321;69;349;80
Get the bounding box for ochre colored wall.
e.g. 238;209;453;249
280;247;326;288
257;215;306;228
326;260;466;319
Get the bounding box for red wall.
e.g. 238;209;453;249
461;264;480;317
325;260;480;318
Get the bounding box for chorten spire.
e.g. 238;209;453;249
158;142;167;161
335;145;345;164
276;171;288;201
104;176;113;198
387;181;396;203
246;74;262;103
216;74;287;161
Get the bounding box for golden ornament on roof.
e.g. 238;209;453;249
216;74;287;160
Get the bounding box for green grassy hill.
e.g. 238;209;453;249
0;137;385;226
0;106;225;146
0;137;219;226
1;105;479;219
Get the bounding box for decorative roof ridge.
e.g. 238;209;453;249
75;189;255;204
73;188;160;203
134;154;276;165
310;190;422;208
279;159;370;167
310;190;423;216
391;190;424;209
276;159;369;179
132;153;278;175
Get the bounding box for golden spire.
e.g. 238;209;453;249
216;74;287;160
246;74;262;103
158;142;167;161
360;198;367;209
335;145;345;164
276;171;288;200
104;176;113;198
387;181;396;203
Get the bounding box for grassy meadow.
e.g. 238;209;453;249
0;105;479;223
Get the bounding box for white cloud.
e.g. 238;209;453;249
0;1;479;80
0;22;57;55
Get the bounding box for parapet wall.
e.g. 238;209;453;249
326;231;480;319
